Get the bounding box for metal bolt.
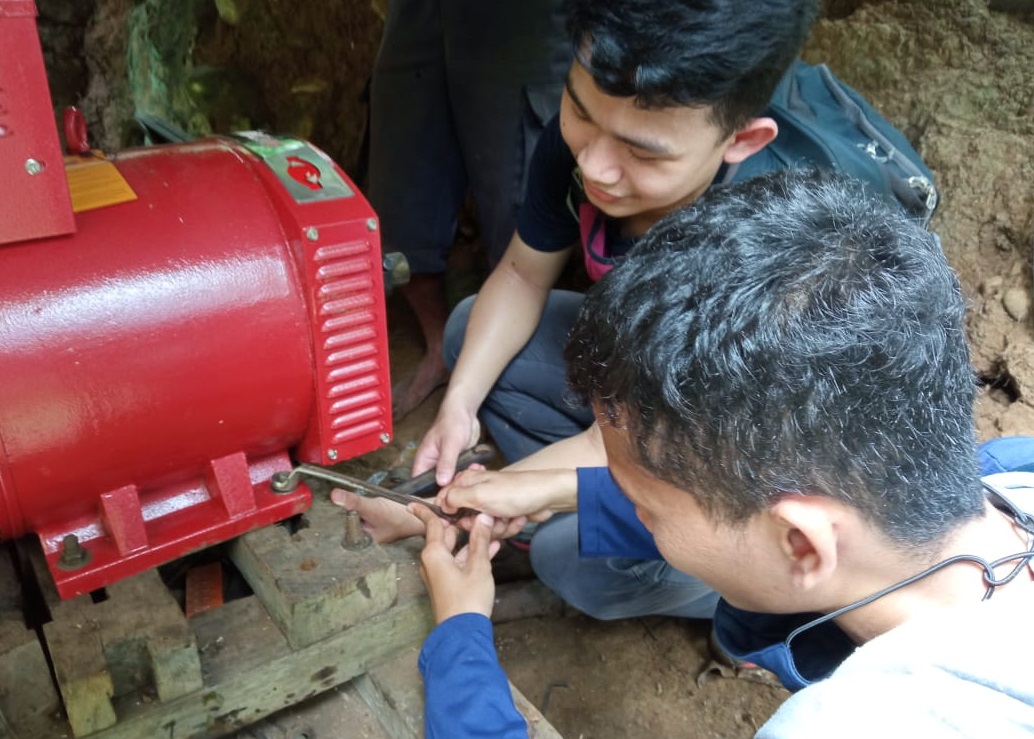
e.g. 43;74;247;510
304;226;319;241
57;534;91;570
382;252;411;293
327;448;338;460
341;510;371;550
25;158;43;176
366;218;378;231
269;470;298;494
379;433;391;444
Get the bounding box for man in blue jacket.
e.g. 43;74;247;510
411;170;1034;737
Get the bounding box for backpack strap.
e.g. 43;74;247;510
724;60;939;226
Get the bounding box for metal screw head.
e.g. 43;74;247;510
327;448;338;460
379;433;391;444
304;226;319;241
25;158;43;176
57;534;91;570
366;218;378;231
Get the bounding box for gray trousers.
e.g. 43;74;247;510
444;292;721;620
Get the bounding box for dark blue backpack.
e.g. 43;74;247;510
723;60;939;227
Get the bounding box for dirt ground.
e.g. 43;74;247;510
804;0;1034;441
361;2;1034;737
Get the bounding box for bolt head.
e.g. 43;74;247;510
57;534;91;570
327;448;338;460
305;226;319;241
25;158;43;176
366;218;378;231
379;433;391;444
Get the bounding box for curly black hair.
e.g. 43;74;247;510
566;170;983;549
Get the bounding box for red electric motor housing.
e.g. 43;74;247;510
0;2;393;599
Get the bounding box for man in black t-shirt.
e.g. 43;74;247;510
340;0;822;621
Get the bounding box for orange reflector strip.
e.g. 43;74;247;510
64;153;137;213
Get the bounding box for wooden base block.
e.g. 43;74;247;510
0;497;565;738
229;497;398;649
0;547;62;739
21;542;204;736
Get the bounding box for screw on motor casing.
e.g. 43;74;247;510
342;510;371;550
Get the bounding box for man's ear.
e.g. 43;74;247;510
722;117;778;165
767;496;840;592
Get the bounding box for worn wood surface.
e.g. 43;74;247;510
0;548;62;739
228;495;399;649
351;642;565;739
20;541;207;737
0;501;564;738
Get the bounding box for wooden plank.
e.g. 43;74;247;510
48;619;115;737
23;541;205;737
228;496;398;649
0;546;62;739
6;497;565;739
97;590;433;738
12;512;428;738
0;711;16;739
236;683;393;739
355;641;566;739
354;648;423;739
512;686;565;739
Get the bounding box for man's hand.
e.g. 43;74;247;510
437;467;578;524
411;504;500;624
411;235;571;487
411;404;481;487
328;489;425;543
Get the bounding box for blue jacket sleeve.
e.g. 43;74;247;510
418;613;528;739
979;436;1034;474
576;467;663;560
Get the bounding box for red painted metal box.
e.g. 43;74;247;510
0;0;76;244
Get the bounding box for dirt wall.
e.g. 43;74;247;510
805;0;1034;439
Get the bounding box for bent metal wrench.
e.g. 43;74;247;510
270;463;481;524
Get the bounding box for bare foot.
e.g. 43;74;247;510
394;273;450;420
330;490;425;543
392;350;449;420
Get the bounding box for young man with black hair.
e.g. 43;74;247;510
338;0;822;621
412;169;1034;737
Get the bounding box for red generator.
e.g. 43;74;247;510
0;0;396;598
